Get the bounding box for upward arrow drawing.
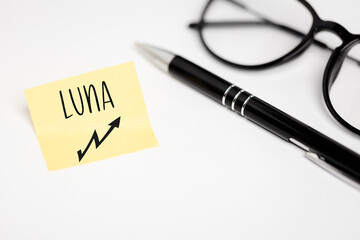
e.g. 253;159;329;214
77;116;121;162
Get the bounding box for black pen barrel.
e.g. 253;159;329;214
244;96;360;182
169;55;360;183
169;56;231;103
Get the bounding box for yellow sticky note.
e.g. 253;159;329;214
25;62;158;170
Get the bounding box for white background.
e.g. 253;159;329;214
1;0;360;239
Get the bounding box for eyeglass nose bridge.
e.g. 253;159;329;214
311;18;359;82
299;0;348;41
315;18;360;82
312;19;354;44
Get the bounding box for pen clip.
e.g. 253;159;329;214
305;151;360;191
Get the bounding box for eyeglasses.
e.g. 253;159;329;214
189;0;360;136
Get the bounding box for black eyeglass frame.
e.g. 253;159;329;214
192;0;360;136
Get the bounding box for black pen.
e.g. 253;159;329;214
136;42;360;189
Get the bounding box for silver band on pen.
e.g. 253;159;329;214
241;95;254;116
231;90;244;111
222;85;235;106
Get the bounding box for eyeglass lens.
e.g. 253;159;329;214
201;0;313;65
329;43;360;131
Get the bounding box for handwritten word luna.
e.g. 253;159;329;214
59;81;114;119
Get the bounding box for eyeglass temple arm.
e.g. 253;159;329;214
189;21;360;66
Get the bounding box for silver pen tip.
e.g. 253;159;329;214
135;42;176;72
